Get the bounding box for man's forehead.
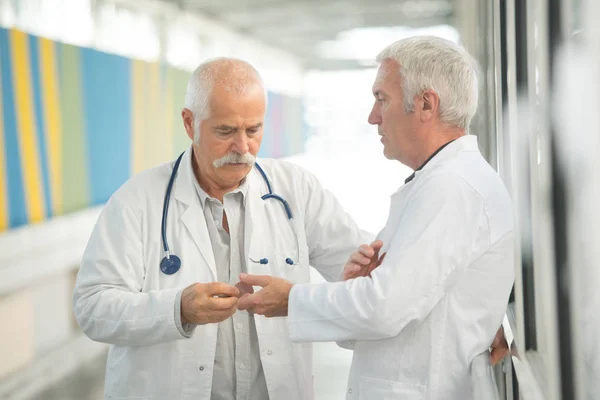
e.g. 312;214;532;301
372;70;391;93
372;60;401;91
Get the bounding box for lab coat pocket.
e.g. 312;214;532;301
359;376;425;400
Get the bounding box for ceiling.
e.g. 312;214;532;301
168;0;456;70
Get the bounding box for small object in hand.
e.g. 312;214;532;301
234;281;255;298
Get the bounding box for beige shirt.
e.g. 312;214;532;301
175;177;268;400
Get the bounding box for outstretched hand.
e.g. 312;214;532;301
236;273;293;317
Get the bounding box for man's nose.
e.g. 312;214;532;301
231;132;249;154
368;104;381;125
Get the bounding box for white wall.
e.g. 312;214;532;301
0;208;102;385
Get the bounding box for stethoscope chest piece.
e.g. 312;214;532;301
160;255;181;275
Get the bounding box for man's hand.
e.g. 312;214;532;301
180;282;240;325
234;281;254;298
490;326;510;365
343;240;386;280
236;273;293;317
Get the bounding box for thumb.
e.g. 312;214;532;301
370;240;384;252
239;273;271;287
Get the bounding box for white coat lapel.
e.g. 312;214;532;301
244;166;269;273
172;148;217;280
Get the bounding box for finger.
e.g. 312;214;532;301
234;281;255;297
370;240;384;251
344;262;362;275
376;252;387;266
251;306;267;316
211;308;238;323
366;252;387;276
237;293;251;303
343;271;358;280
490;348;508;365
351;252;371;266
207;296;239;310
346;263;361;272
206;282;240;298
239;273;271;287
358;244;375;258
492;335;502;348
343;263;363;279
236;293;257;311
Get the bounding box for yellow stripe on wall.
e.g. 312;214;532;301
148;61;165;168
10;30;45;223
0;59;8;231
39;38;63;215
131;60;145;174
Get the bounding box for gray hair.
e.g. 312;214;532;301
184;57;266;141
376;36;479;130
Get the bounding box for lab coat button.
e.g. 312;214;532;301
267;350;272;355
199;366;204;371
348;388;352;394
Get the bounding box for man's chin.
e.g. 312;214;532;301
382;147;393;160
218;164;252;182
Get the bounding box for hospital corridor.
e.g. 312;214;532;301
1;1;600;400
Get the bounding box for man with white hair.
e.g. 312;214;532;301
237;36;515;399
72;57;367;399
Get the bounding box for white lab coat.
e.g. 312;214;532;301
73;147;365;400
288;136;515;400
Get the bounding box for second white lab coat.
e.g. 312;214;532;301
73;147;365;400
288;135;515;400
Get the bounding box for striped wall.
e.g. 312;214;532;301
0;27;306;232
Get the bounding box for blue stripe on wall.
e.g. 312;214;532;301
0;28;27;228
258;90;274;158
28;35;53;218
80;48;132;205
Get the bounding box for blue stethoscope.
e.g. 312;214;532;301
160;152;300;275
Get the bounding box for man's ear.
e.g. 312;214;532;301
182;108;195;141
420;90;439;122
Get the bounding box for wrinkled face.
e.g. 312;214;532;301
368;59;421;163
183;83;266;189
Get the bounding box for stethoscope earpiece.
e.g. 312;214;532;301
250;257;269;265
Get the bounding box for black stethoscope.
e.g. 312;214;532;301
160;152;300;275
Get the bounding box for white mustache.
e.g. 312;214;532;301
213;152;256;168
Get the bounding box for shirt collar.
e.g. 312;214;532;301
404;134;478;184
191;161;250;207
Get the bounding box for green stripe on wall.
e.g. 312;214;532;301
143;62;165;169
60;43;89;213
169;67;191;158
